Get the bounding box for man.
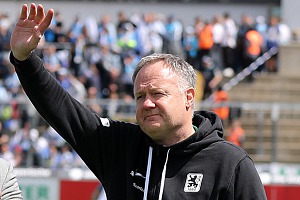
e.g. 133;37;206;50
0;158;23;199
10;3;267;199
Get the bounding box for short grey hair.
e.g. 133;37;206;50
132;53;197;93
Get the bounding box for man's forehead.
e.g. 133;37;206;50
137;64;175;81
134;74;178;93
135;78;163;90
134;63;178;88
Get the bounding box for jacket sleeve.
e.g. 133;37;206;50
228;156;267;200
10;52;101;147
0;159;23;200
10;52;105;175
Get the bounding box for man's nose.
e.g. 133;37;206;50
143;98;155;108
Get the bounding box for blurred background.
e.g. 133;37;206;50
0;0;299;199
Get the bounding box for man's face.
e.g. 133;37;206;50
134;61;190;145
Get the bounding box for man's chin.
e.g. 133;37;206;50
143;124;162;136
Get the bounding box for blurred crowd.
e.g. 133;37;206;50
0;10;292;169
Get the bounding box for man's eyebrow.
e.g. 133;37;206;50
135;90;143;95
135;86;161;94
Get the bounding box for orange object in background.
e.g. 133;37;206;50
227;119;245;147
212;87;229;121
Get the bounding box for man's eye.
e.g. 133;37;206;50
136;95;144;100
154;92;163;96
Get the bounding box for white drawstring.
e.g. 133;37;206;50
143;147;153;200
158;148;170;200
143;147;170;200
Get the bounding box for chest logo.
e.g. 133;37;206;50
184;173;203;192
130;170;146;179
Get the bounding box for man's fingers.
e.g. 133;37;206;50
34;4;45;24
39;9;54;35
19;4;28;20
28;3;37;20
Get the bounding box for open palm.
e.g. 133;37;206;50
10;3;54;60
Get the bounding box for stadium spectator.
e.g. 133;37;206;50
265;16;280;73
116;11;136;37
117;21;139;54
60;142;75;170
68;18;86;76
221;12;237;73
211;15;225;71
49;143;61;170
54;14;68;43
227;119;245;147
98;14;118;53
34;131;51;167
235;14;253;73
212;86;230;122
255;16;268;49
164;15;184;58
278;18;292;45
99;45;122;85
3;65;21;98
84;16;99;45
144;12;166;54
10;120;40;167
119;52;140;98
57;67;72;92
86;86;103;115
80;64;102;98
67;15;84;44
243;25;264;82
182;25;198;67
197;20;214;69
254;15;268;72
42;44;62;75
200;55;223;100
130;13;153;57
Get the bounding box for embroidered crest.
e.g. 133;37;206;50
184;173;203;192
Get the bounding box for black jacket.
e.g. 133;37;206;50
10;52;267;199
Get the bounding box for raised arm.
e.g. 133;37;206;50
10;3;54;61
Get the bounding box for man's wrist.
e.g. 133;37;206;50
12;51;32;61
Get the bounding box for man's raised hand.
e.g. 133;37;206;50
10;3;54;61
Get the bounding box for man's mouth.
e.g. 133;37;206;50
144;114;160;120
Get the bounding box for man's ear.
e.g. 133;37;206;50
185;87;195;110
